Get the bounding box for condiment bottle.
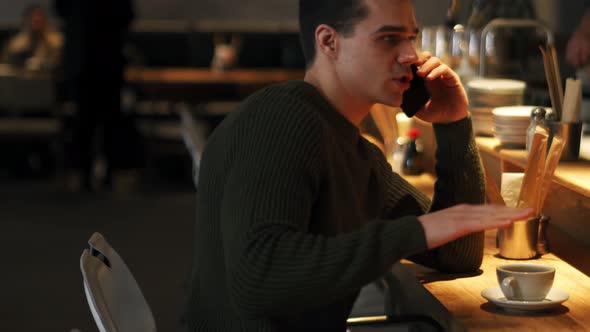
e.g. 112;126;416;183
526;107;547;154
402;128;424;175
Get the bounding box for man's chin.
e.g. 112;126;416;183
380;96;403;108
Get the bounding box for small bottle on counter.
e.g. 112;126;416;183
526;107;547;154
402;128;424;175
392;136;408;174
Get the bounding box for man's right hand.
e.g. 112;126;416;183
418;204;533;249
413;52;468;124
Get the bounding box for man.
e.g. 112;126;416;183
183;0;532;331
1;4;62;71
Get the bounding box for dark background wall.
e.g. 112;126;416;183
0;0;584;36
0;0;298;26
0;0;448;27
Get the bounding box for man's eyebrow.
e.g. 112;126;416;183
372;25;420;35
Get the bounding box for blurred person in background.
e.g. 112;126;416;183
0;4;62;178
566;2;590;69
55;0;142;193
1;4;62;72
566;1;590;131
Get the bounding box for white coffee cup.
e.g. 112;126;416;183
496;263;555;301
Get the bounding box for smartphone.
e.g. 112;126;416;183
400;65;431;117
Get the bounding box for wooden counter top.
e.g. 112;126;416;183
475;137;590;277
406;230;590;331
401;169;590;330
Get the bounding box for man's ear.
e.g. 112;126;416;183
315;24;339;59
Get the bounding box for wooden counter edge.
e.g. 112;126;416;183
410;230;590;331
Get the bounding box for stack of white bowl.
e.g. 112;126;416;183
467;78;526;136
492;106;540;148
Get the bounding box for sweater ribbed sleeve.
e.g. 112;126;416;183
219;89;427;319
375;116;485;272
185;81;485;331
426;116;485;271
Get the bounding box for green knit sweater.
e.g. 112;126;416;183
183;80;485;331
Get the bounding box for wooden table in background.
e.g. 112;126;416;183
126;67;305;85
125;67;305;112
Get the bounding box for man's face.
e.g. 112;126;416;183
28;9;47;34
335;0;419;107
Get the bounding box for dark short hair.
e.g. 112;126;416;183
22;3;45;22
298;0;369;67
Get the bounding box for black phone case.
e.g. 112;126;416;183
400;65;431;117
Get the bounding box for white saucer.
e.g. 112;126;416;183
481;286;569;312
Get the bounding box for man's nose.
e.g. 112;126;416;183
397;42;418;65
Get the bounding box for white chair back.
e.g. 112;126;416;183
80;232;156;332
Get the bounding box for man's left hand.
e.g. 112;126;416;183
413;53;468;124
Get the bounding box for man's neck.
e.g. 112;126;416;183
303;67;372;126
28;30;44;43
